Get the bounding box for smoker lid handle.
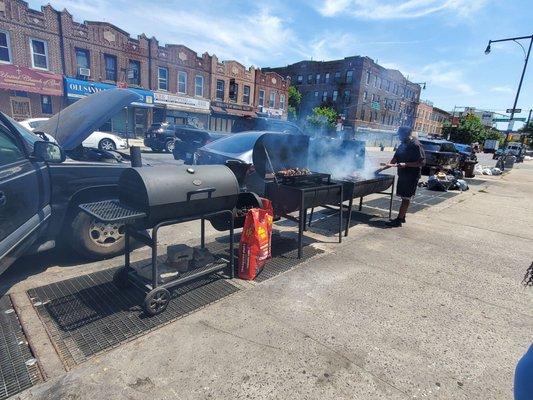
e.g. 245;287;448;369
186;187;216;201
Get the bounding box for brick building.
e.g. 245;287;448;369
0;0;291;134
208;56;256;132
264;56;421;131
414;100;451;137
149;41;212;129
0;0;63;120
254;69;289;120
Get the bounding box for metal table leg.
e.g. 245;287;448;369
229;210;235;279
124;225;131;268
338;187;343;243
298;196;304;259
345;197;354;237
359;197;364;211
200;217;205;249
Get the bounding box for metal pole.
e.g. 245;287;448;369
504;36;532;146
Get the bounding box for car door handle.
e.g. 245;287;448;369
0;191;6;207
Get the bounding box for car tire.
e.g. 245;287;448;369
164;139;175;153
98;138;117;151
68;210;125;260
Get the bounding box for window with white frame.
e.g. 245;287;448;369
332;90;338;102
322;91;327;102
258;89;265;106
279;94;285;109
0;31;12;63
195;75;204;96
30;38;48;69
269;91;276;108
158;67;168;90
178;71;187;93
216;80;225;101
243;85;251;104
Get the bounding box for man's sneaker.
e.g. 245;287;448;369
386;218;403;227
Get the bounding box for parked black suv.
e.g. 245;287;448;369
418;138;460;174
0;89;139;275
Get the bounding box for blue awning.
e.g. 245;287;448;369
64;77;154;107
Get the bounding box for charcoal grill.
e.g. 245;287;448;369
79;165;239;316
253;133;343;258
308;174;395;236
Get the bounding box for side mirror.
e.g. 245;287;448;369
33;141;65;163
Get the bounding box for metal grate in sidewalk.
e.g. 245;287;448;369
28;270;239;369
0;296;42;400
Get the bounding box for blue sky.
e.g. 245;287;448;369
30;0;533;122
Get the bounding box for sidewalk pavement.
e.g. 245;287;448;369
17;162;533;400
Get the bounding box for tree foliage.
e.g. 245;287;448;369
306;106;338;130
442;114;500;144
519;121;533;148
287;86;302;121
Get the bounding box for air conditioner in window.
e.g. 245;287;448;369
78;67;91;77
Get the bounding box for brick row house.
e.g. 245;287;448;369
264;56;422;131
0;0;289;136
414;100;451;137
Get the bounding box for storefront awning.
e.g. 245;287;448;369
0;65;63;96
64;77;155;107
211;105;256;117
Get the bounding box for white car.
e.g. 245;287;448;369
20;118;128;151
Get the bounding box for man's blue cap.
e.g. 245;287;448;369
397;126;412;139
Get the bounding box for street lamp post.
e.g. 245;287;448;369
484;34;533;146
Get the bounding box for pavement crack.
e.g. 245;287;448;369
198;320;287;353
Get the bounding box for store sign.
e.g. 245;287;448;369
154;92;210;111
64;77;154;106
0;65;63;96
259;106;283;116
212;100;253;112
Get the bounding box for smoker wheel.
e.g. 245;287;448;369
113;267;131;289
143;287;171;316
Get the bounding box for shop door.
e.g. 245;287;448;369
134;109;147;137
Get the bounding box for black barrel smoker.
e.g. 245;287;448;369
79;164;240;316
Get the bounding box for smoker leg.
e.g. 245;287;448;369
308;208;314;227
124;225;131;268
303;208;308;231
298;208;304;260
345;198;354;237
200;217;205;249
151;226;159;289
359;197;363;211
229;211;235;279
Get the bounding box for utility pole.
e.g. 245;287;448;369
485;34;533;146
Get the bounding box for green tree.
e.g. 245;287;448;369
443;114;488;144
287;86;302;121
306;106;338;134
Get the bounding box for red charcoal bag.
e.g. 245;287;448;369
237;199;273;280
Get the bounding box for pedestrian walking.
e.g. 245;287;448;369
379;126;425;227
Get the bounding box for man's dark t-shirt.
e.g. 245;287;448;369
393;138;426;197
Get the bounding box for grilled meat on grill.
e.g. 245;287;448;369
277;168;311;177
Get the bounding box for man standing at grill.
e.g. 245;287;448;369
383;126;425;227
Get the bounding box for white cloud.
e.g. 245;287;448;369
314;0;489;20
490;85;513;94
36;0;297;66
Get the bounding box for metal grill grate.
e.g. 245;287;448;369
0;296;42;400
79;200;146;223
27;237;323;368
28;270;239;369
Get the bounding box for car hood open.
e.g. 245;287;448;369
40;89;140;151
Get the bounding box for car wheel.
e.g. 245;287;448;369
68;210;125;259
99;138;117;151
165;139;175;153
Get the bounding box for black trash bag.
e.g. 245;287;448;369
451;169;464;179
427;175;448;191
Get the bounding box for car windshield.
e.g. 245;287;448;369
204;133;262;154
419;141;440;152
